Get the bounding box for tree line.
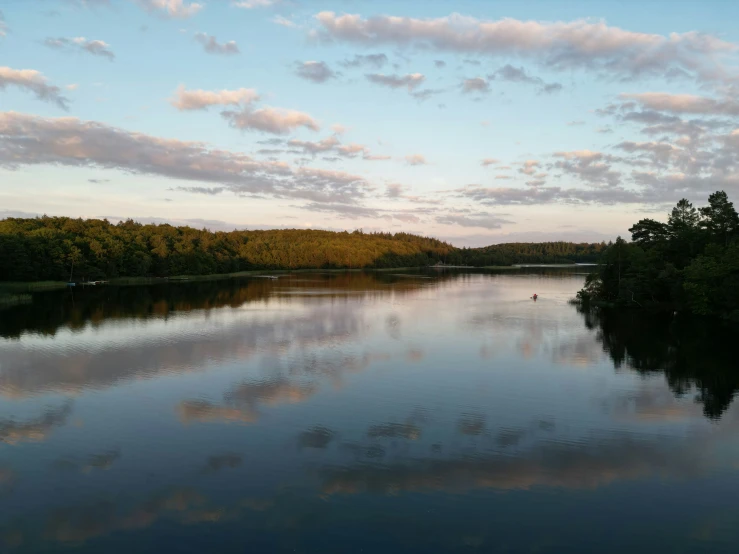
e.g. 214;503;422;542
0;216;606;282
578;191;739;320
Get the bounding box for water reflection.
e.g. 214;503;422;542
577;305;739;419
1;270;739;553
0;402;73;444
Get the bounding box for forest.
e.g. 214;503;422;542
578;191;739;321
0;216;604;282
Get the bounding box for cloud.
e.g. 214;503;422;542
169;85;259;110
518;160;540;175
43;36;115;60
232;0;280;7
488;64;561;93
405;154;427;166
295;61;335;83
461;77;489;94
620;92;739;116
313;12;737;84
481;158;499;166
134;0;203;19
385;183;403;197
221;106;320;134
436;212;512;229
567;120;585;126
271;15;296;28
434;60;446;68
410;88;445;101
456;183;654;206
287;136;387;161
0;67;69;110
553;150;622;186
339;53;388;68
365;72;425;91
0;112;367;203
195;32;239;55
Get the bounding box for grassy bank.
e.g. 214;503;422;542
0;281;69;292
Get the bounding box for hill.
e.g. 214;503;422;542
0;216;606;282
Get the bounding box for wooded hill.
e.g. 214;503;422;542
0;217;606;282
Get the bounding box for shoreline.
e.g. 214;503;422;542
0;263;592;292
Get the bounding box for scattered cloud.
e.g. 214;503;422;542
134;0;203;19
271;15;297;28
195;32;239;55
286;136;387;161
461;77;489;94
0;112;367;203
339;53;388;68
620;92;739;116
295;61;335;83
0;67;69;110
434;60;446;68
567;120;585;126
232;0;280;7
518;160;540;175
313;12;737;84
365;72;425;91
405;154;427;166
488;64;562;94
221;106;320;134
553;150;621;186
410;88;445;101
43;36;115;60
169;85;259;110
481;158;499;166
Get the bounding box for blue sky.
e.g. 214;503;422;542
2;0;739;245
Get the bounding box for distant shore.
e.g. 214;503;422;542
0;264;594;293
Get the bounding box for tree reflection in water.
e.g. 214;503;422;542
576;304;739;420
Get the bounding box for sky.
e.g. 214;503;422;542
1;0;739;246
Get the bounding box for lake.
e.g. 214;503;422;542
1;270;738;553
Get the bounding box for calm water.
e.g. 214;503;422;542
1;270;738;553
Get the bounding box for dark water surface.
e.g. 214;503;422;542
1;270;738;553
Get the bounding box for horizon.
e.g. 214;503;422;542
2;1;739;247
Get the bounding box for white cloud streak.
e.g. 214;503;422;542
314;12;737;84
0;67;69;110
365;72;425;91
134;0;203;19
43;37;115;60
620;92;739;116
169;85;259;110
405;154;427;166
221;106;320;134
